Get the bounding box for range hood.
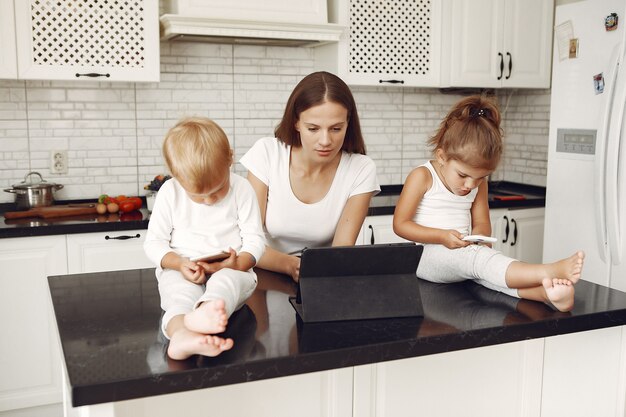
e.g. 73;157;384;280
160;15;345;47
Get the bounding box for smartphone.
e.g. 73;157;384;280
189;250;230;263
462;235;497;243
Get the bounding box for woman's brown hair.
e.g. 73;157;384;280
428;94;503;170
274;71;367;154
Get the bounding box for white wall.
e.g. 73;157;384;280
0;42;550;203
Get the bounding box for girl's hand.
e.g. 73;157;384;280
441;230;471;250
197;248;237;274
287;255;301;283
180;259;207;284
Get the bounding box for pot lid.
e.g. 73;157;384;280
11;171;62;190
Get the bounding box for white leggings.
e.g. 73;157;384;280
416;244;519;298
157;268;257;338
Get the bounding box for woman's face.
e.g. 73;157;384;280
295;100;348;162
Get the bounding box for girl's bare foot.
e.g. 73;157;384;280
543;278;575;312
546;251;585;284
168;328;234;360
184;299;228;334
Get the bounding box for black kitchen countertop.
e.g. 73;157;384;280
49;267;626;407
1;182;544;238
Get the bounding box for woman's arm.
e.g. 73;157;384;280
246;172;301;281
332;192;374;246
393;167;469;249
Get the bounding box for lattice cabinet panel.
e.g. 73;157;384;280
14;0;159;82
315;0;441;87
349;0;432;77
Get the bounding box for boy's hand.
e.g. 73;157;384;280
180;259;207;284
197;248;237;274
441;230;471;249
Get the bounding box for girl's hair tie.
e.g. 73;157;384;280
470;108;488;118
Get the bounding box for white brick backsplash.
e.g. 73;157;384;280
0;43;551;203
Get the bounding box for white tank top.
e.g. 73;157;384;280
413;161;478;235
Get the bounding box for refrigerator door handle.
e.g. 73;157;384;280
606;57;626;265
594;46;621;262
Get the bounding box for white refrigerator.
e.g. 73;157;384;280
544;0;626;291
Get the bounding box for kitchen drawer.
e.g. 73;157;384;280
67;230;153;274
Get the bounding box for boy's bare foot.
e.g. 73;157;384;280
546;251;585;284
543;278;575;312
168;328;233;360
184;299;228;334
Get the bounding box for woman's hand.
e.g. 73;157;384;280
440;229;471;250
287;255;301;282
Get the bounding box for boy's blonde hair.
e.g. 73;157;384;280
429;95;503;170
162;117;232;191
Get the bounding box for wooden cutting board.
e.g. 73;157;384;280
3;204;98;219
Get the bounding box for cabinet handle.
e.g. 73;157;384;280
506;52;512;79
368;225;375;245
502;215;509;243
497;53;504;80
76;72;111;78
511;219;518;246
379;79;404;84
105;233;140;241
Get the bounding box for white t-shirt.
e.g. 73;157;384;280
240;137;380;253
413;161;478;235
144;173;266;269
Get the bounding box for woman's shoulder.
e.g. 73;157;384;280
252;137;288;153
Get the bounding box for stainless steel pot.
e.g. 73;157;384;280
4;171;64;209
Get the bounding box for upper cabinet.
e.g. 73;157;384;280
443;0;554;89
317;0;554;89
0;0;17;79
316;0;442;87
5;0;159;82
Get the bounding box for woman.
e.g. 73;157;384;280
240;71;380;281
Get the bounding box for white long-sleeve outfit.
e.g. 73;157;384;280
415;161;518;297
144;173;266;337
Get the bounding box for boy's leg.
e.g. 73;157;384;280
185;269;257;334
157;269;234;359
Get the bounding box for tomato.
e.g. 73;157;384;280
128;197;143;210
119;201;136;213
116;195;128;202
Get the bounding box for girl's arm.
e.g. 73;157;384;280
246;172;301;281
332;192;374;246
393;167;469;249
468;181;493;245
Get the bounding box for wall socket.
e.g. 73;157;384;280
50;150;68;174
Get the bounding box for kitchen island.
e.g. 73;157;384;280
49;266;626;417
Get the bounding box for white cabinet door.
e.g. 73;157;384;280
84;368;353;417
447;0;553;89
359;215;409;246
0;0;17;79
354;339;544;417
67;230;153;274
505;207;545;264
0;235;66;412
490;207;545;263
316;0;442;87
542;327;626;417
14;0;159;82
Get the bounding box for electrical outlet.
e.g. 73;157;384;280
50;150;68;174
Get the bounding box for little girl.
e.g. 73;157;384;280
393;95;584;312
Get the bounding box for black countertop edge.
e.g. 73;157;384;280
0;219;150;239
69;312;626;407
